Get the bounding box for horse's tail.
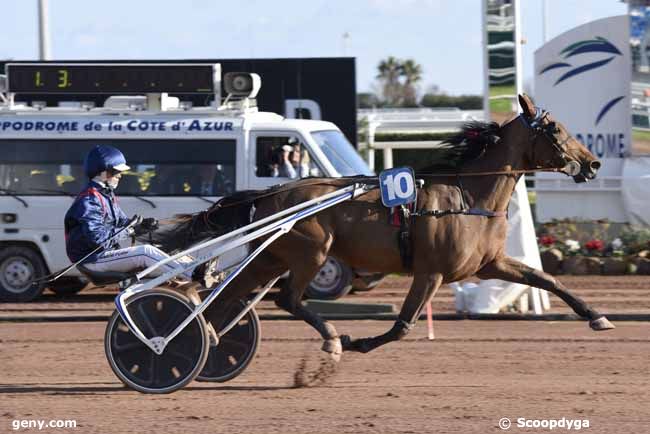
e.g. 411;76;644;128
152;189;267;253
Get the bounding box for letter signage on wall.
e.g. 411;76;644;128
534;16;631;158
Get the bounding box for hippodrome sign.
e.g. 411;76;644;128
379;167;417;208
0;118;238;135
534;15;631;158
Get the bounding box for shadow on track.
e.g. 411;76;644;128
0;382;298;395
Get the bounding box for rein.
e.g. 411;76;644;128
199;177;379;212
184;110;573;228
191;166;565;227
417;166;565;178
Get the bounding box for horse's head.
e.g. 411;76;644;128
518;94;600;183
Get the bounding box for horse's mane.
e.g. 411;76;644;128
152;176;376;253
415;120;501;173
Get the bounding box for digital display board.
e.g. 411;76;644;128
6;63;218;94
1;58;357;145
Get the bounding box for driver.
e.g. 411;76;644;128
64;145;196;281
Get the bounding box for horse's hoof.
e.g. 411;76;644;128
340;335;355;352
590;316;615;331
339;335;371;353
206;323;220;347
321;338;343;361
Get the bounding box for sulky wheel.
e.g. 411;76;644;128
104;288;209;394
196;298;261;383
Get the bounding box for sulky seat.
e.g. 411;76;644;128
77;264;135;286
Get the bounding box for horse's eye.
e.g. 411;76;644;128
547;122;559;134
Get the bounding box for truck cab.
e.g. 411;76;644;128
0;64;374;301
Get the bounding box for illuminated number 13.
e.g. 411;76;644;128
57;69;69;88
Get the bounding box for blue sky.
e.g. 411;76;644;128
1;0;628;96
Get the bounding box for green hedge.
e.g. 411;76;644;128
372;149;454;171
420;94;482;110
356;132;461;171
373;132;455;141
357;132;458;142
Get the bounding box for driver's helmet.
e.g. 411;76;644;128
83;145;130;178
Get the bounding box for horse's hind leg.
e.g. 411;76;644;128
477;255;614;330
341;272;443;353
277;270;344;360
274;240;344;360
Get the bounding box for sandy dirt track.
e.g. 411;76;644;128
1;319;649;434
2;275;650;320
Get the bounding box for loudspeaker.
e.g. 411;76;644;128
223;72;261;98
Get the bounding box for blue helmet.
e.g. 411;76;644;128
83;145;130;178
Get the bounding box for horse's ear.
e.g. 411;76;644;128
518;94;536;118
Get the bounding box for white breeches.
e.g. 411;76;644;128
84;245;193;280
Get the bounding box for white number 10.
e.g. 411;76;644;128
382;173;414;200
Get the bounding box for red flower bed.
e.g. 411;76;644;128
584;239;604;251
539;235;556;247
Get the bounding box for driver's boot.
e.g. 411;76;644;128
191;258;223;289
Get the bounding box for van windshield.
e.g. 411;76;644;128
311;130;373;176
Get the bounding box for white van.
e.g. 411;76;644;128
0;65;375;301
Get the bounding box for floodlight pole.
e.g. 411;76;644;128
481;0;490;121
542;0;548;43
514;0;523;99
38;0;51;60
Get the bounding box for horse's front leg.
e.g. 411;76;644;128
477;255;615;330
341;272;443;353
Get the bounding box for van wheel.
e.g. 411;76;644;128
304;257;353;300
50;277;88;296
0;246;48;302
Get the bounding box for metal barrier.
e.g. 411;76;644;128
357;108;484;169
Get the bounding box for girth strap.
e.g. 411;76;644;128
397;205;413;270
413;207;506;218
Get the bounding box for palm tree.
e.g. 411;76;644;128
401;59;423;107
377;56;402;106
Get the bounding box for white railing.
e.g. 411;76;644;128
532;176;624;192
358;108;484;170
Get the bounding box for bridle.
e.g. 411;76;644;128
518;107;581;176
417;108;582;179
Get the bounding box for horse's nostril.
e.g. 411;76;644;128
590;160;601;171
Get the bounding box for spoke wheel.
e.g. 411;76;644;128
304;257;353;300
104;289;209;394
197;298;261;383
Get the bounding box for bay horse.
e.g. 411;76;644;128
157;94;613;359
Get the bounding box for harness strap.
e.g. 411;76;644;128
76;187;107;216
413;208;506;218
398;204;414;270
65;187;109;262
